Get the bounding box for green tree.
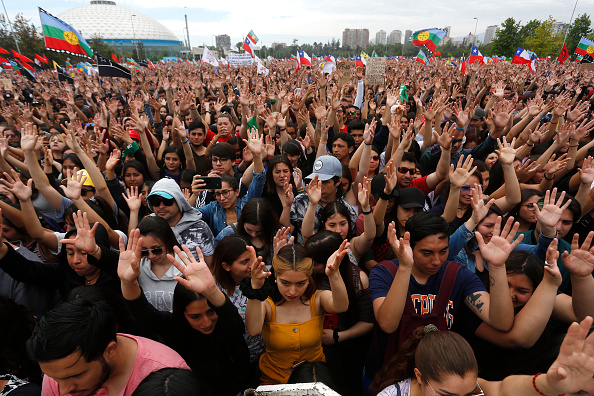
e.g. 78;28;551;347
566;13;592;52
518;19;541;46
491;17;521;56
89;34;116;58
525;16;564;56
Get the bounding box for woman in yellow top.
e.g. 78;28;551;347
245;241;350;385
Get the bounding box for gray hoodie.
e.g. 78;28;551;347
150;178;215;260
138;256;182;311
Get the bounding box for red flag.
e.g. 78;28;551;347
0;47;9;55
557;44;569;64
16;59;34;71
112;53;119;63
434;51;441;57
35;53;48;64
12;50;33;63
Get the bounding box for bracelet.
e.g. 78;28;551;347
180;139;189;144
550;121;558;125
333;328;340;344
361;208;372;215
544;173;555;180
91;245;100;256
532;373;566;396
279;128;286;131
455;126;465;131
239;277;274;301
569;144;579;147
379;191;393;201
526;143;534;147
364;141;372;146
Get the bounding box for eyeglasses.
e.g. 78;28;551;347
397;167;416;175
214;189;235;199
80;188;95;197
148;196;176;207
141;247;164;257
426;379;484;396
211;157;230;164
4;134;16;138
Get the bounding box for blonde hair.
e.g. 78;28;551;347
271;245;316;303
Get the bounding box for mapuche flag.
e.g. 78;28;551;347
575;37;594;58
96;53;131;80
409;28;447;52
39;7;93;58
415;49;429;66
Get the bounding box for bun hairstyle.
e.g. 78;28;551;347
371;326;478;395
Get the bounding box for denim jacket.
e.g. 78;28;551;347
196;171;265;236
448;222;554;273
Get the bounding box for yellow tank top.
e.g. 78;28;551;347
259;290;326;385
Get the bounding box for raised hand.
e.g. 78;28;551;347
20;122;38;152
273;227;294;256
0;169;33;202
363;118;377;145
495;136;517;165
561;232;594;279
169;245;216;294
306;174;322;205
60;168;86;201
434;122;456;151
383;160;398;195
250;246;271;290
449;155;477;189
357;177;371;210
117;229;142;283
534;188;572;230
59;210;99;254
387;223;414;269
243;128;264;157
476;216;524;268
105;149;121;171
544;316;594;395
325;239;350;277
123;185;142;212
469;184;495;229
578;157;594;185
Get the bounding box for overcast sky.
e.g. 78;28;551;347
11;0;594;49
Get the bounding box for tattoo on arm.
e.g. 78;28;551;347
466;292;485;314
489;276;495;287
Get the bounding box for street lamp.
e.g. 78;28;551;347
473;17;479;46
130;14;139;58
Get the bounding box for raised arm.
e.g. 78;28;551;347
245;248;272;336
318;239;350;314
559;233;594;322
350;179;376;260
301;175;321;244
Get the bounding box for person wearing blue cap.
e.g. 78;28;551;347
290;155;357;245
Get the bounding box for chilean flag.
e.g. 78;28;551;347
355;55;366;67
298;49;311;67
468;46;484;64
242;37;254;57
326;54;336;63
512;47;532;64
459;55;467;74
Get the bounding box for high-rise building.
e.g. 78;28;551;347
553;22;569;36
443;26;452;38
463;33;478;47
388;30;402;45
342;28;370;49
404;30;412;45
271;42;286;49
376;30;387;45
215;34;231;48
484;25;498;45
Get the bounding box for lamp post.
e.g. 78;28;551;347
473;17;479;46
130;14;139;59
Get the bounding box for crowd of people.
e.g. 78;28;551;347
0;56;594;396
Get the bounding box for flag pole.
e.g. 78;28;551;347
562;0;579;48
1;0;20;52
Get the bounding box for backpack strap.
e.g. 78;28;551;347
432;261;462;314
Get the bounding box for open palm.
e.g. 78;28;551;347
170;246;215;294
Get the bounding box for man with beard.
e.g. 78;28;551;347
27;297;189;396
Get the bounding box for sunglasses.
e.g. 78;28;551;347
397;167;416;175
141;247;164;257
461;184;478;193
347;110;356;115
452;138;462;144
148;196;175;207
81;188;95;197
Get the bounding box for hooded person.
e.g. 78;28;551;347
147;178;215;266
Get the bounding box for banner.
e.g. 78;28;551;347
228;53;254;66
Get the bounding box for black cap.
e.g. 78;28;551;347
398;187;426;209
3;93;13;100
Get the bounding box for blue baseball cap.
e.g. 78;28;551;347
147;191;174;200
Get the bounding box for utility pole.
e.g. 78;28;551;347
185;13;191;57
562;0;579;48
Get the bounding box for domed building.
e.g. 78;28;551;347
58;1;184;57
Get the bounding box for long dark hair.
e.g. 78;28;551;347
236;198;281;262
305;230;359;325
463;203;503;258
319;201;354;240
122;160;150;184
506;189;543;228
265;155;297;195
211;235;251;295
137;216;180;254
371;327;478;395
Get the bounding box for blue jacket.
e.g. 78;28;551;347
197;171;266;236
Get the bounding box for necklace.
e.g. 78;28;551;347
85;272;100;285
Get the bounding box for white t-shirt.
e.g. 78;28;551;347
377;378;411;396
